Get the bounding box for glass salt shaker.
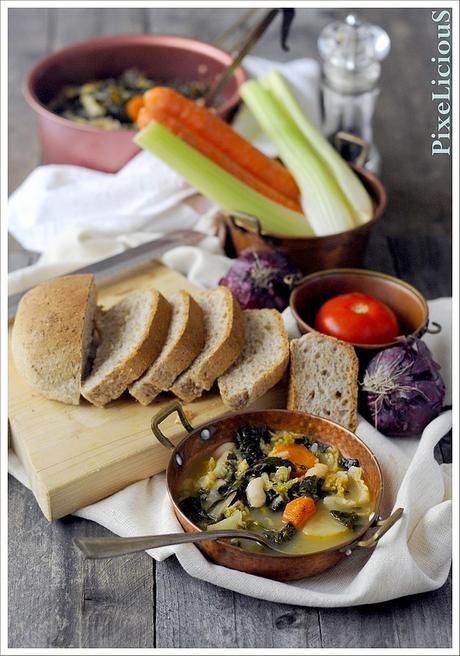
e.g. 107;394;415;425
318;14;391;173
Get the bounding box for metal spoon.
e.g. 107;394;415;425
203;9;279;108
74;529;285;558
203;8;295;108
74;509;404;559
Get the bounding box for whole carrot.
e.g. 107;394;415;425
126;95;145;123
137;106;154;130
143;87;300;203
138;106;302;212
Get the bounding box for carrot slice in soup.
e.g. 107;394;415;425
282;496;316;528
270;443;318;473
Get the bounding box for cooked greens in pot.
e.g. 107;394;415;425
177;427;372;554
47;68;210;129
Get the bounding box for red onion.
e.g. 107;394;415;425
219;249;302;311
362;337;445;437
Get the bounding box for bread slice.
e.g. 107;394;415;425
129;290;205;405
12;274;97;405
170;287;244;403
218;309;289;410
82;290;171;407
287;332;359;431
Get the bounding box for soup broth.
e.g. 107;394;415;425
177;426;372;555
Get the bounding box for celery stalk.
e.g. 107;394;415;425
135;121;313;237
263;70;373;225
240;80;356;236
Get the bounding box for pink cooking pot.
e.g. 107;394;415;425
23;33;246;172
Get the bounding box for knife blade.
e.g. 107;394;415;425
8;229;205;319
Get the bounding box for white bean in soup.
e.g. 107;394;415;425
177;426;372;555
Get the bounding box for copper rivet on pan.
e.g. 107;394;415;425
201;428;211;441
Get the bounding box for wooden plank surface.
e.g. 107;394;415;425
7;6;452;650
8;476;156;649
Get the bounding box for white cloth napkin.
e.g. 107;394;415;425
7;56;320;296
8;245;452;607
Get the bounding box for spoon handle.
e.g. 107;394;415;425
74;529;261;559
203;9;279;108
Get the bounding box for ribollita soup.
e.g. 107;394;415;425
178;425;371;555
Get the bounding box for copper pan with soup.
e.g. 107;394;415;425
24;33;246;172
152;402;403;581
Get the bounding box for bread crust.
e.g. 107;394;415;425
11;274;96;405
82;290;171;407
129;290;205;405
287;331;359;431
218;309;289;410
171;287;245;403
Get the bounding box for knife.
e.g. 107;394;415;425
8;229;205;319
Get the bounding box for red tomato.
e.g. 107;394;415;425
314;292;400;344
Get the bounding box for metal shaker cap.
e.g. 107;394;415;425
318;14;391;93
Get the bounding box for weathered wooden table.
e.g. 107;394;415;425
8;7;452;649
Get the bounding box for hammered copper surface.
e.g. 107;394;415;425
166;409;383;581
289;268;429;352
223;166;386;275
24;34;246;172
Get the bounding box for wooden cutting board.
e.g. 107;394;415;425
9;260;285;521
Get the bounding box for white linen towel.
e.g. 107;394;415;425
8;56;320;295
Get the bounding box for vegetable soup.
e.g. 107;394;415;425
48;69;210;129
177;426;372;555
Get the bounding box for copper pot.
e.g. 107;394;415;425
289;268;442;355
24;34;246;172
222;164;387;275
152;401;403;582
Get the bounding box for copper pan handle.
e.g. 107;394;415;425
419;318;442;338
335;131;369;168
151;401;194;462
340;507;403;555
357;507;404;549
426;320;442;335
227;209;264;237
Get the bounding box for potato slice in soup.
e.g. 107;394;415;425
302;510;349;538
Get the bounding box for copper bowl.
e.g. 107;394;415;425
222;165;387;275
289;268;441;354
152;402;403;582
24;33;246;172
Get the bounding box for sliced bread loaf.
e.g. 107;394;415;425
12;273;97;405
129;290;205;405
82;290;171;407
218;309;289;410
287;332;359;431
170;287;244;403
